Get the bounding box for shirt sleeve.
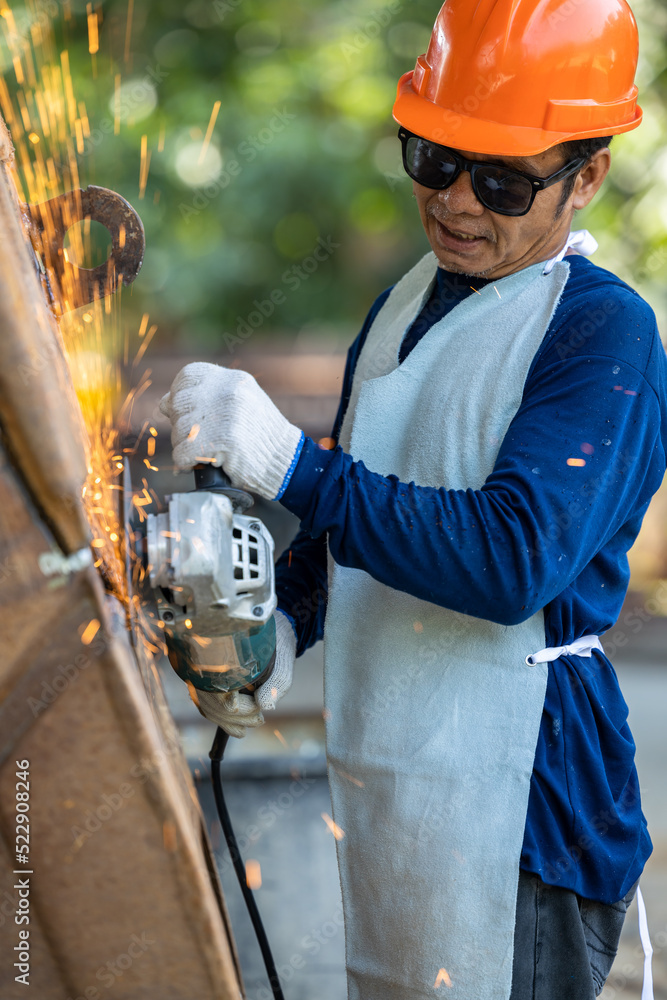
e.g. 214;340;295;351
278;348;665;628
274;286;393;655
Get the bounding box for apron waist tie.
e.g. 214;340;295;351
525;633;655;999
525;633;603;666
637;886;654;1000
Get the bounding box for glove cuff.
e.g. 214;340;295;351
272;430;305;500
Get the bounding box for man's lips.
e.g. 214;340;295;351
432;218;489;252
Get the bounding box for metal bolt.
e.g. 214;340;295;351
252;606;263;617
249;522;261;532
162;610;174;622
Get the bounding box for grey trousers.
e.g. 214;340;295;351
510;871;638;1000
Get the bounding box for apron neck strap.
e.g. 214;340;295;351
543;229;598;275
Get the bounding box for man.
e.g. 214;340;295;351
159;1;666;997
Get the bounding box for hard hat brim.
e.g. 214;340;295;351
392;72;643;158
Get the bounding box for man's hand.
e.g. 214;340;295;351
159;362;304;500
189;610;297;739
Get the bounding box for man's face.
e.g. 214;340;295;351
412;144;590;279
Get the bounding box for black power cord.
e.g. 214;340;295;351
209;726;286;1000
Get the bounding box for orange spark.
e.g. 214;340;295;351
163;820;177;851
246;860;262;890
124;0;134;64
333;767;364;788
198;99;221;165
81;619;101;645
87;4;99;55
192;635;212;647
139;133;151;199
133;323;157;367
60;50;76;125
434;968;453;989
321;813;345;840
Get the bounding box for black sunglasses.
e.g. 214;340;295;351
398;128;586;217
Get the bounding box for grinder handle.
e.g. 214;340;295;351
193;463;232;491
193;462;254;512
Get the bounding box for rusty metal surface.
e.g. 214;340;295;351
27;185;145;313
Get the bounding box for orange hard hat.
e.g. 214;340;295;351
392;0;642;156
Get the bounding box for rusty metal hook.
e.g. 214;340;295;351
26;185;145;314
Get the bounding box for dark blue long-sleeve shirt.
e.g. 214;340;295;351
274;255;667;903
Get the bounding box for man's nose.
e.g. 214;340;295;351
437;170;485;216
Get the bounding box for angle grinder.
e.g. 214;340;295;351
126;460;277;696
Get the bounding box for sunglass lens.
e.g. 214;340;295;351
405;136;458;189
475;165;533;215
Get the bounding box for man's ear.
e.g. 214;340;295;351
572;148;611;210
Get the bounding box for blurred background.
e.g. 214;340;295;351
1;1;666;998
2;0;666;582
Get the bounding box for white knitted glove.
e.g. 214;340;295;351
189;610;297;739
159;362;304;500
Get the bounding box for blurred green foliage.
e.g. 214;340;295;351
3;0;667;347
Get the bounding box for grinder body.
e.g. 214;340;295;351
142;466;277;693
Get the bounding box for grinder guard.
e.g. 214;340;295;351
167;617;277;693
